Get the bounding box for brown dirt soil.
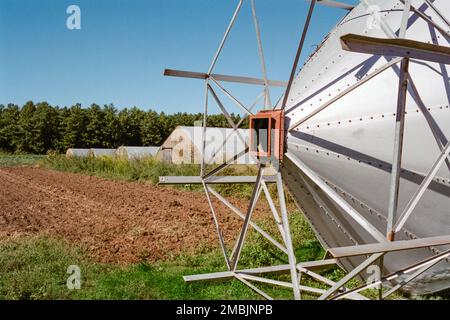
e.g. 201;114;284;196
0;167;272;264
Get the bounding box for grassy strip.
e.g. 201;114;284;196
0;213;318;300
0;215;310;299
0;213;410;300
0;152;45;168
0;235;262;300
42;153;201;184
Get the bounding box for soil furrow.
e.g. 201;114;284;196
0;167;270;264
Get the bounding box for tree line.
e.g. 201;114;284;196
0;101;248;154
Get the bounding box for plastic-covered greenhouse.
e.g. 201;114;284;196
66;148;90;158
116;146;160;160
87;148;116;158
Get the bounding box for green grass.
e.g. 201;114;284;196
42;153;200;184
0;213;317;300
0;152;45;168
0;222;294;299
0;213;411;300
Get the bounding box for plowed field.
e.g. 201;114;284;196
0;167;270;264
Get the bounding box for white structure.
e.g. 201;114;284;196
157;126;257;165
116;146;160;160
87;148;116;158
66;148;89;158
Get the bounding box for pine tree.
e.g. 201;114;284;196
62;104;88;149
0;104;20;152
83;104;106;147
118;107;145;146
30;102;61;153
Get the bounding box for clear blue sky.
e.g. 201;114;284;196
0;0;358;113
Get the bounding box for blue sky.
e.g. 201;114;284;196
0;0;358;113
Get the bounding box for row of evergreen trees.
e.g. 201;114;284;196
0;101;247;154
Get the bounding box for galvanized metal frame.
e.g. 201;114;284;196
315;0;355;11
251;0;271;108
423;0;450;29
281;0;317;111
327;248;450;300
164;69;287;87
386;57;409;241
286;0;450;298
288;1;450;242
159;0;450;300
161;0;304;300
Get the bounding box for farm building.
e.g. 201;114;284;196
66;148;90;158
116;146;160;160
87;148;116;158
156;126;256;165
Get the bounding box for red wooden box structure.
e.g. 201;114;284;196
249;109;285;162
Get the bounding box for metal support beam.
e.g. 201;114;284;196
159;175;276;185
394;141;450;233
318;253;384;300
327;235;450;258
229;184;264;262
184;264;292;282
276;172;301;300
207;91;263;164
405;73;450;173
207;84;248;148
401;0;450;40
261;180;287;245
164;69;287;87
281;0;316;110
377;256;384;300
315;0;354;10
210;76;253;115
387;58;409;240
201;81;209;176
184;260;336;283
250;0;271;108
423;0;450;29
230;165;265;270
297;258;338;270
297;265;370;300
202;180;231;270
340;34;450;64
208;0;243;74
185;261;361;298
332;249;450;300
382;249;450;299
234;273;275;300
237;273;326;295
399;0;412;38
208;84;239;129
202;147;249;179
207;186;289;255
